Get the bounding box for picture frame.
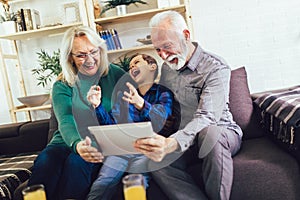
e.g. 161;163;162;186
63;2;80;23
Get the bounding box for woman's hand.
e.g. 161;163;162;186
134;134;179;162
87;85;101;108
122;82;144;110
76;136;104;163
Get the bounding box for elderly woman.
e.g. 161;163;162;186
27;26;127;200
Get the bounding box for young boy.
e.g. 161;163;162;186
86;53;180;200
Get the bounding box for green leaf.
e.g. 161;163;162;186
100;0;148;16
32;49;61;88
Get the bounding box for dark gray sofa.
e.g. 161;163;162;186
1;67;300;200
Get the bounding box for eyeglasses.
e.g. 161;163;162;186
71;48;100;59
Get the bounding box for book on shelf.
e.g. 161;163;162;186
19;9;27;31
31;9;41;29
99;29;122;51
19;8;41;31
21;8;33;31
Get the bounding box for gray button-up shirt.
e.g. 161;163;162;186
159;42;243;152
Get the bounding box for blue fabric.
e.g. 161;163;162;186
28;144;101;200
87;155;149;200
95;83;174;134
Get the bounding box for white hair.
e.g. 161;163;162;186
59;26;109;86
149;10;188;32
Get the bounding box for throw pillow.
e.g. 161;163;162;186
229;67;262;139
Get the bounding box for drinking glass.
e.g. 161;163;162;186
22;184;46;200
122;174;146;200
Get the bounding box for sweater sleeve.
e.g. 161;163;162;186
52;81;82;152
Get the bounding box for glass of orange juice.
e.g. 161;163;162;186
122;174;146;200
22;184;46;200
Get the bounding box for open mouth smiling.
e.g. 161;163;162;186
131;68;140;78
167;55;178;64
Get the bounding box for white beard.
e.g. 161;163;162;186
164;39;189;70
165;54;187;70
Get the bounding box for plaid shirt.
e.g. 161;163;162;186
95;83;175;134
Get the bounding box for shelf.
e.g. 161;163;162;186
108;44;154;55
8;0;28;3
0;22;83;40
94;5;186;25
13;104;51;112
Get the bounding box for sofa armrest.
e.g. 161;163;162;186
0;119;49;155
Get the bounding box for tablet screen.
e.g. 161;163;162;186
88;122;154;156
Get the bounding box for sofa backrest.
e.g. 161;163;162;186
0;120;49;155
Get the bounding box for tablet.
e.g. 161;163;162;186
88;122;154;156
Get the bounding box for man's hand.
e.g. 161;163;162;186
122;82;144;110
76;136;104;163
134;134;179;162
87;85;101;108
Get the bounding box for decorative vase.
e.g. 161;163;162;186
116;5;127;16
1;21;17;35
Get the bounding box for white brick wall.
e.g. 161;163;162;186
190;0;300;93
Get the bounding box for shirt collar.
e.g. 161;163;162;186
137;83;158;96
162;42;203;72
182;42;202;72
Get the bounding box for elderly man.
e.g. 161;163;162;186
134;11;243;200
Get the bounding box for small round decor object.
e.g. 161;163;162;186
17;94;50;107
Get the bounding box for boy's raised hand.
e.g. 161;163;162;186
87;85;102;108
122;82;144;110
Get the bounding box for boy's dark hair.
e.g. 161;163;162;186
130;53;159;79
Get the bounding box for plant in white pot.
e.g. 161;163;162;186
0;0;17;34
100;0;148;16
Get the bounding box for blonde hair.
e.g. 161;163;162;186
58;26;109;86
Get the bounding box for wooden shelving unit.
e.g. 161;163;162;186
0;0;193;123
0;1;87;122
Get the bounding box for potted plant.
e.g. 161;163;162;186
0;0;17;34
113;53;132;72
100;0;148;16
32;49;62;88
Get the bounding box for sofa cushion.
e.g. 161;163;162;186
0;122;28;139
229;67;253;131
229;67;264;139
231;137;300;200
186;137;300;200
